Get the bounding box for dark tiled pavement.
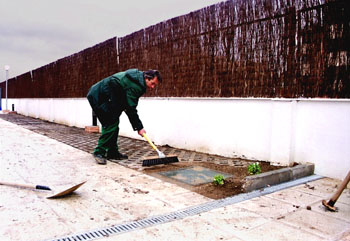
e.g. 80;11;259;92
0;113;253;170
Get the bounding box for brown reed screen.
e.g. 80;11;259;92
1;0;349;98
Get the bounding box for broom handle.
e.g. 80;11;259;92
0;181;51;190
142;133;159;151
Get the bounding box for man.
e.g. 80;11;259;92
87;69;162;165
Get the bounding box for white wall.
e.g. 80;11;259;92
5;98;92;127
293;100;350;179
2;97;350;179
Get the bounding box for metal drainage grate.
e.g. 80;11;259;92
46;175;322;241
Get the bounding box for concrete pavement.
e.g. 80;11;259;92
0;115;349;241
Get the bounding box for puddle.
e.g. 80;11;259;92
158;166;233;186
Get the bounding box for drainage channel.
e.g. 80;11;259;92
45;174;323;241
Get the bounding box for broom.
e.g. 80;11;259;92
142;133;179;166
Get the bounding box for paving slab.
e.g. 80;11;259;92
117;214;244;241
196;205;270;233
233;221;326;241
1;115;350;241
280;209;349;239
291;178;350;205
267;188;324;208
237;196;299;219
311;201;350;223
0;118;211;241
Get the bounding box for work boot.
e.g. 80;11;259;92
93;153;107;165
107;152;128;161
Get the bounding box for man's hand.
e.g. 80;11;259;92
138;128;146;137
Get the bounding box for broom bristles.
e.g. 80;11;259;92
142;155;179;167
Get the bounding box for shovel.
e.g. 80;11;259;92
322;170;350;212
0;181;86;199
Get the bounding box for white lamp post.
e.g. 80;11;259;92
4;65;10;111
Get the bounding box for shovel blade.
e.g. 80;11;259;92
47;181;86;199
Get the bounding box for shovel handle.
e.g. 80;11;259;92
0;181;51;191
328;170;350;206
142;133;159;151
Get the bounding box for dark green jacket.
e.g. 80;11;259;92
87;69;146;130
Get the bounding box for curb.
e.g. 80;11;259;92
242;163;315;192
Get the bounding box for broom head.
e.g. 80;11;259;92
142;155;179;167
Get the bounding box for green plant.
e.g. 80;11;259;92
248;162;261;175
213;175;225;185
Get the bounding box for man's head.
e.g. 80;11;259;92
144;70;162;89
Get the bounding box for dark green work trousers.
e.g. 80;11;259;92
93;119;120;157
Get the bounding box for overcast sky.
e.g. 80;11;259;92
0;0;223;82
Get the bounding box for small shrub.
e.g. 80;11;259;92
248;162;261;175
213;175;225;185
